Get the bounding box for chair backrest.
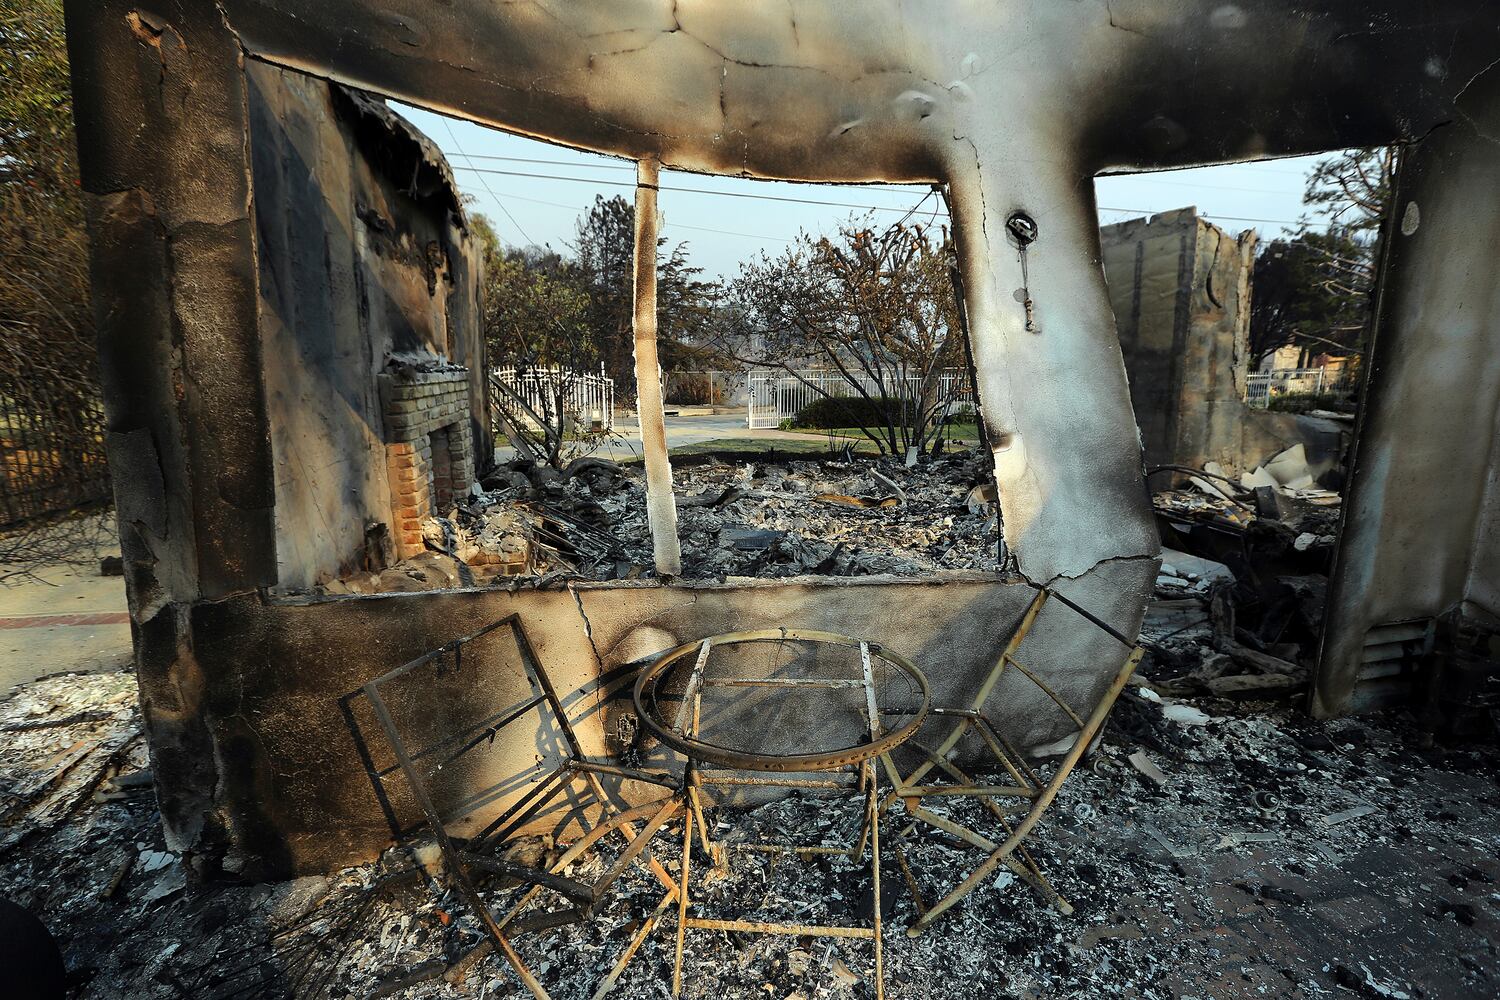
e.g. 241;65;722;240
350;615;584;840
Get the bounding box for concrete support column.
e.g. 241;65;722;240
65;1;278;609
632;158;682;577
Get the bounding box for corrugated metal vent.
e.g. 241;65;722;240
1358;618;1433;682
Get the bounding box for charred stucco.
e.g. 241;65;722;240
246;63;487;590
1102;209;1257;476
66;2;276;610
1317;68;1500;717
216;0;1499;587
60;0;1500;875
1101;209;1346;481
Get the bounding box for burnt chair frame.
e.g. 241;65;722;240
360;613;682;999
878;585;1145;936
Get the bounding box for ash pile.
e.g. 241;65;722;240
320;452;1003;595
6;656;1499;999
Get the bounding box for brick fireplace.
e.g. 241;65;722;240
380;363;475;558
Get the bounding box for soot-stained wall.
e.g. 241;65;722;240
152;572;1147;877
65;0;1500;880
1317;71;1500;716
247;62;487;590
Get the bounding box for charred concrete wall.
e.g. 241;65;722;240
63;0;1499;877
162;572;1146;876
247;63;486;591
1317;72;1500;716
1103;208;1345;480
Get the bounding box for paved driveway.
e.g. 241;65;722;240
0;560;131;695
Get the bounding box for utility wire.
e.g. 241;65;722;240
454;164;1317;228
447;150;1315;193
468;188;793;243
443;121;537;246
453;164;948;213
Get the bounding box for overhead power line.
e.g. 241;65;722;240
454;164;1313;229
442;121;537;246
452;164;949;213
468;189;794;244
449;150;1314;193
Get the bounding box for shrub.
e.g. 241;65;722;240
1267;391;1355;414
790;395;910;429
667;372;714;406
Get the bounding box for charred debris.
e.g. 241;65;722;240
5;446;1499;999
4;594;1499;999
314;451;1005;594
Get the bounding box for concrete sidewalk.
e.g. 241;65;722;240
0;559;132;695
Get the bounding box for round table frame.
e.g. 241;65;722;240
631;629;931;1000
632;628;930;772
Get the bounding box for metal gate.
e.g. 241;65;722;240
746;369;973;429
1245;368;1328;408
491;366;615;432
0;385;110;529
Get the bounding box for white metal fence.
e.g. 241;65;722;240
664;370;749;407
491;366;615;431
746;368;974;430
1246;368;1335;408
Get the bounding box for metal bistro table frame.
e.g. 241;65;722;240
633;629;932;1000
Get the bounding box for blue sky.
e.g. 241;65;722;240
399;103;1334;280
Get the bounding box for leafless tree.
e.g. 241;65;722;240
724;217;966;457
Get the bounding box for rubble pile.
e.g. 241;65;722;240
320;452;1004;595
4;655;1498;999
1147;447;1347;703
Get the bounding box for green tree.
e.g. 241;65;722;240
473;215;604;467
1249;148;1392;368
1;0;95;402
1303;148;1393;236
1251;229;1372;363
474;216;595;369
570;194;721;396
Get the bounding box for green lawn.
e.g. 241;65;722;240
663;436;882;457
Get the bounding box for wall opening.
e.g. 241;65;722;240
297;107;1008;595
1093;154;1381;683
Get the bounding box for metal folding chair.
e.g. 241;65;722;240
358;614;681;999
877;586;1143;936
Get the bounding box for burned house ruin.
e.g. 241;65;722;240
58;0;1500;936
1102;208;1345;481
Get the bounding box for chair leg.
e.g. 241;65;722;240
592;884;679;1000
909;649;1141;935
672;796;694;997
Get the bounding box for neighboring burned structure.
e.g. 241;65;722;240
1102;208;1344;481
